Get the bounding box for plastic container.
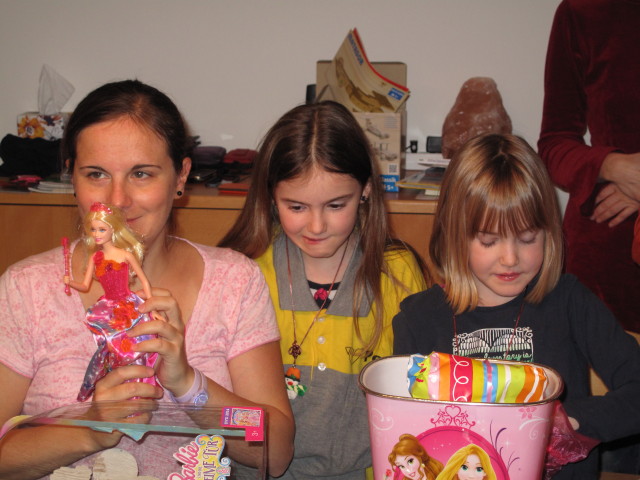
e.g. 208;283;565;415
359;355;563;480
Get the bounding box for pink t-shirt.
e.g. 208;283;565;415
0;239;279;478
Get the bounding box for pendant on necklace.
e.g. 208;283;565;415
285;366;307;399
288;341;302;361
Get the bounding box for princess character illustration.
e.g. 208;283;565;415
435;444;497;480
64;202;159;401
388;434;443;480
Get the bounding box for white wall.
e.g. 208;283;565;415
1;0;560;153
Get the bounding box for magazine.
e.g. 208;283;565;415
396;168;445;197
321;28;409;113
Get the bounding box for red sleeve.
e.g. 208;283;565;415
633;216;640;265
537;1;616;207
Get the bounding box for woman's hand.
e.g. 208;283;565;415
591;182;640;227
92;367;162;438
87;364;163;450
93;365;163;402
130;288;192;398
600;152;640;203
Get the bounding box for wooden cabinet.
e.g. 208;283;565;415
0;184;436;274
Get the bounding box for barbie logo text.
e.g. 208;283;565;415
169;434;231;480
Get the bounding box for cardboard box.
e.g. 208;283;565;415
17;112;71;140
316;61;407;192
316;60;407;192
354;109;405;191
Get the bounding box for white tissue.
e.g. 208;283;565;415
38;64;74;116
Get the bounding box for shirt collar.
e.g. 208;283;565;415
272;233;371;317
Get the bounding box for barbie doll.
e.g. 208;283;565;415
65;202;158;401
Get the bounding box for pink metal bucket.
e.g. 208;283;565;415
359;355;563;480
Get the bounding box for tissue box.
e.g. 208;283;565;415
316;61;406;192
17;112;71;140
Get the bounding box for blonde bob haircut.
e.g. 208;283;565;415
82;203;145;281
430;133;563;313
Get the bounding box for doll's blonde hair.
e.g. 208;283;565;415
82;203;145;281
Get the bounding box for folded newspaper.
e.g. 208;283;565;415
321;28;409;113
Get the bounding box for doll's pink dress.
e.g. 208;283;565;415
77;250;158;401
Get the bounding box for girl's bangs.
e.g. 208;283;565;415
471;187;546;236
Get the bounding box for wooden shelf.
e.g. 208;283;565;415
0;183;437;274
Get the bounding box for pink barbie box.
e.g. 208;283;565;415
358;355;563;480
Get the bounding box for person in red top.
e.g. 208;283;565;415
538;0;640;335
634;216;640;265
538;0;640;473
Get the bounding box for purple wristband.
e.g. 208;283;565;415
169;368;209;407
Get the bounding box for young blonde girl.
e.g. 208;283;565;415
393;134;640;479
220;100;427;479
